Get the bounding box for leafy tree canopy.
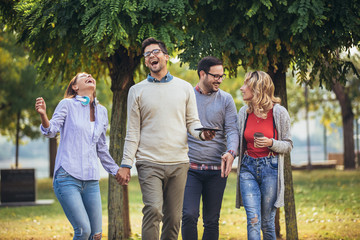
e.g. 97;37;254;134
0;29;62;143
179;0;360;89
10;0;193;83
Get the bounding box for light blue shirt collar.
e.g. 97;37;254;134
147;72;173;83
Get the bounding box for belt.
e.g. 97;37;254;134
189;162;221;170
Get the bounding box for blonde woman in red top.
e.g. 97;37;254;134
236;71;293;240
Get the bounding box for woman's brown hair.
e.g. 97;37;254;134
64;72;96;99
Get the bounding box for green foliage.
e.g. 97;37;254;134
179;0;360;90
0;29;63;144
9;0;193;85
167;60;246;111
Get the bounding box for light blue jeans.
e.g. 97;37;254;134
53;167;102;240
240;154;278;240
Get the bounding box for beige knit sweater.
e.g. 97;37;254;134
121;77;203;167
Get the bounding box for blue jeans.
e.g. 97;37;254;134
240;155;278;240
182;168;227;240
53;167;102;240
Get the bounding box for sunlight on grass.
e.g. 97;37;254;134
0;169;359;239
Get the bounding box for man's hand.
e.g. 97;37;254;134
201;130;216;141
221;152;235;178
116;167;131;185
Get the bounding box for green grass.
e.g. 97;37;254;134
0;169;359;239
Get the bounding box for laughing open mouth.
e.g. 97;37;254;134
150;59;159;66
85;79;95;84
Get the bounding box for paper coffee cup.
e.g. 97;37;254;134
253;132;264;148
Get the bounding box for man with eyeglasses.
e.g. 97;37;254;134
117;38;216;240
182;56;239;240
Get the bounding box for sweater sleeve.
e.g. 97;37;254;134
121;87;141;167
269;105;293;154
185;84;203;140
224;95;240;155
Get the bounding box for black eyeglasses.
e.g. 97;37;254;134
205;72;226;80
143;49;163;58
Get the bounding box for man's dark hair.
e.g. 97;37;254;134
197;56;223;77
141;38;168;55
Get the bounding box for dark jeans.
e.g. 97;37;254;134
181;168;227;240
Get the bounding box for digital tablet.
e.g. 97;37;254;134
194;127;222;132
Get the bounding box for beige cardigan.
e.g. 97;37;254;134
236;104;293;208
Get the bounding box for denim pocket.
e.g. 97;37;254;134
269;157;278;169
55;167;70;179
240;155;249;166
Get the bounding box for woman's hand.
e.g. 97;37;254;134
35;97;47;115
116;167;131;185
35;97;50;128
254;136;273;148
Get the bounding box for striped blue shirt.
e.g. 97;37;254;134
40;97;119;180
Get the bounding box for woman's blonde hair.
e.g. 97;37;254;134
244;71;281;118
64;72;96;99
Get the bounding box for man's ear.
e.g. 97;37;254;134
199;70;206;79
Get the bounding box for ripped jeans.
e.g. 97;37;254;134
54;167;102;240
240;155;278;240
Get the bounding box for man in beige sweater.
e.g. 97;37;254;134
117;38;215;240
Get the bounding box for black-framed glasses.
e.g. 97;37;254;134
143;49;163;58
205;71;226;80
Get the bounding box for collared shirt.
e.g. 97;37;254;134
40;97;119;181
147;72;174;83
195;84;212;95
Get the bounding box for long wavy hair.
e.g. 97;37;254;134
64;72;96;99
244;71;281;118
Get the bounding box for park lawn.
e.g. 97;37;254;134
0;169;359;240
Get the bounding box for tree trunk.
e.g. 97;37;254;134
275;208;281;239
268;64;299;240
356;107;360;168
356;117;359;168
49;137;57;178
15;111;20;168
324;126;328;161
332;80;356;169
305;85;312;169
107;47;141;239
